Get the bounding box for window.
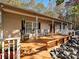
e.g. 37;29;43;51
75;31;79;35
63;24;67;29
33;22;37;31
63;25;65;29
25;22;32;34
21;20;41;34
33;22;41;33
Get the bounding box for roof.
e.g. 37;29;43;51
0;3;72;24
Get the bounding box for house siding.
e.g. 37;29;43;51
40;20;51;33
3;12;53;38
3;12;21;38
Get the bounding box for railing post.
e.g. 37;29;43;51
17;38;20;59
8;40;10;59
13;40;15;59
2;40;4;59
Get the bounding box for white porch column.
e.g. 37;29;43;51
61;22;63;34
0;9;4;59
35;16;38;39
52;20;54;35
0;8;4;39
66;23;69;35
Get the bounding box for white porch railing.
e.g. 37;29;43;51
1;37;20;59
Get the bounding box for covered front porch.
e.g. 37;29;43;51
0;3;72;40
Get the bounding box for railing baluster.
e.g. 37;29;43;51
13;40;15;59
8;40;10;59
17;38;20;59
2;40;4;59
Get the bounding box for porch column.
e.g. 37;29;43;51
52;20;55;35
66;23;69;35
0;6;4;39
35;16;38;39
0;7;4;59
61;22;63;34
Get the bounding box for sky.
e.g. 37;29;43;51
35;0;69;8
21;0;70;8
36;0;56;7
21;0;56;8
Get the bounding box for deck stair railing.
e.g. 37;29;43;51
1;37;20;59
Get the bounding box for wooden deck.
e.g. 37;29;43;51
21;35;69;59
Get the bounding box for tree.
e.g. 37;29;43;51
34;3;46;13
66;3;79;30
4;0;21;6
56;0;64;5
3;0;34;9
44;10;54;17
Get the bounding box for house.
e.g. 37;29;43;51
0;3;72;39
